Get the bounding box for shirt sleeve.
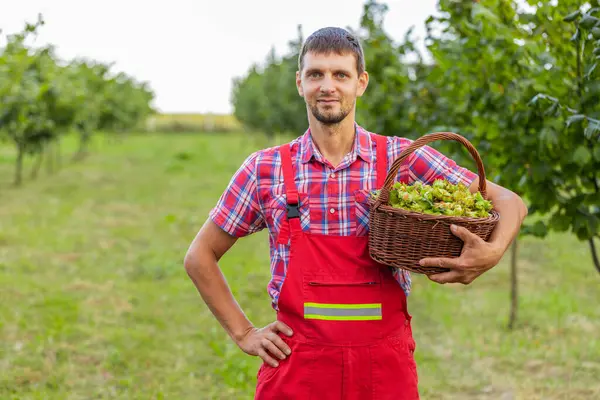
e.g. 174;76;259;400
391;137;478;187
209;152;266;237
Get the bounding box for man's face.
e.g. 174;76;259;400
296;51;369;125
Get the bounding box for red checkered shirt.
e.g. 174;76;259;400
210;124;477;311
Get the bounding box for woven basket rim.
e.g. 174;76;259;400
374;132;493;211
369;197;501;224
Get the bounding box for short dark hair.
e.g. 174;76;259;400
298;27;366;75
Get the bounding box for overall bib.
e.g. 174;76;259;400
255;134;420;400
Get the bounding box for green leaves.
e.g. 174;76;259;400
585;62;598;79
573;209;599;240
551;212;571;233
593;143;600;161
584;120;600;139
471;3;500;23
573;145;592;166
563;10;580;22
566;114;586;126
579;15;600;29
522;220;548;238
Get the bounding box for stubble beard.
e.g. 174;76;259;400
309;100;352;125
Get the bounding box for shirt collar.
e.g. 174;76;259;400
299;123;374;165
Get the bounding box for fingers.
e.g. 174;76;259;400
266;331;292;357
428;270;474;285
261;337;287;361
450;224;480;244
257;347;280;368
254;322;294;368
419;257;460;269
272;320;294;337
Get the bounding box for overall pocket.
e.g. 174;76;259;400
301;272;385;343
303;277;383;310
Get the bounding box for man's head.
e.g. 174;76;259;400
296;27;369;126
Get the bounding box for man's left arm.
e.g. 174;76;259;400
419;177;528;284
398;138;529;284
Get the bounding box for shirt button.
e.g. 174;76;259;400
329;208;335;214
330;173;335;178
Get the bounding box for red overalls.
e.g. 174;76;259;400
255;134;420;400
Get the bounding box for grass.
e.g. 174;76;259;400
0;131;599;399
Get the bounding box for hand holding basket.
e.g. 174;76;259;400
368;132;501;275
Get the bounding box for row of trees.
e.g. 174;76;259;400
0;15;155;186
231;0;599;269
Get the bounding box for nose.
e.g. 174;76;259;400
319;76;335;94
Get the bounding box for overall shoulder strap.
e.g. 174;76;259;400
373;134;389;189
279;143;299;209
277;143;302;244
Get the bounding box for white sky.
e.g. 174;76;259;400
1;0;439;114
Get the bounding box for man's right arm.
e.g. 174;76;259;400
184;218;294;367
183;151;293;367
183;217;252;343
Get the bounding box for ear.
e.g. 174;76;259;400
356;71;369;97
296;70;304;97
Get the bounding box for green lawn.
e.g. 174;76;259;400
1;132;598;399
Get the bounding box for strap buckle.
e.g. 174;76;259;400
286;203;300;219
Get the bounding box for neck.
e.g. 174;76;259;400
308;116;356;168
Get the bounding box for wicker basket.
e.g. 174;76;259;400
368;132;500;275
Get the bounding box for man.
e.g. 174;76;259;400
184;27;527;399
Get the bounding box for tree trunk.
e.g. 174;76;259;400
14;144;24;186
508;238;518;330
46;140;55;174
74;130;91;161
30;146;44;179
54;138;61;171
590;237;600;275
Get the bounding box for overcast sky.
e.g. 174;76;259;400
1;0;439;114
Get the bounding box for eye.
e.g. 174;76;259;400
337;72;347;78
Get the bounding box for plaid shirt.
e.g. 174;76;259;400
210;125;477;310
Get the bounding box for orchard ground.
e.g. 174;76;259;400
0;131;598;399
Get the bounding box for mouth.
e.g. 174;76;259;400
317;99;339;104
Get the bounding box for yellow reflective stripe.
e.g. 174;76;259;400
304;302;381;309
303;302;382;320
305;314;382;321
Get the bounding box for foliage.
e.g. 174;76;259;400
230;0;600;269
524;2;600;245
0;15;155;185
352;1;421;136
231;26;307;140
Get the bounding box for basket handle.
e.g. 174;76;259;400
374;132;488;208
